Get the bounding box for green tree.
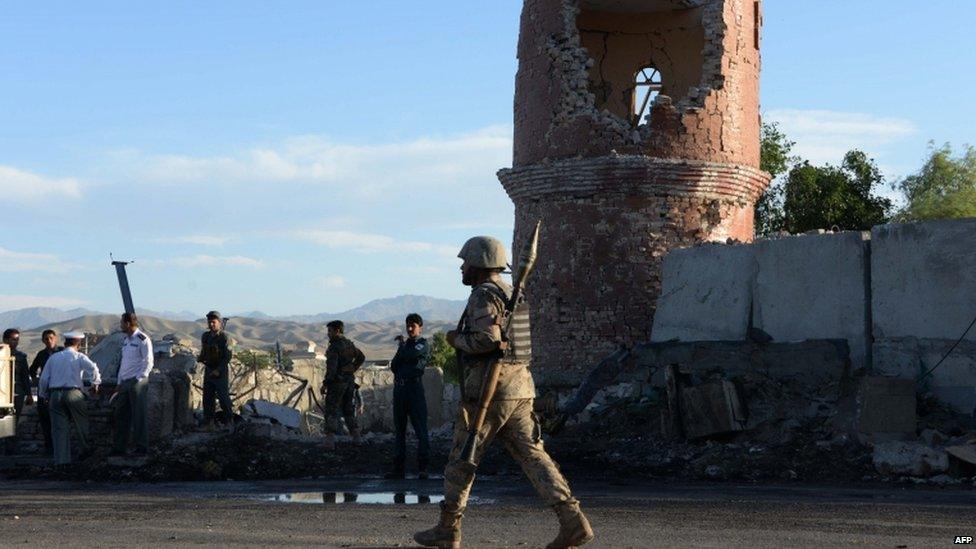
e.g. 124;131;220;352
237;349;273;370
755;121;798;236
428;331;460;385
783;150;892;233
895;143;976;221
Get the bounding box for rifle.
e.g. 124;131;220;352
459;221;542;465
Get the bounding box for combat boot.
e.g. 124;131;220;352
414;506;462;549
545;499;594;549
323;433;336;450
350;428;363;446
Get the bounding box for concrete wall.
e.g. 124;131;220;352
652;218;976;413
872;219;976;414
651;243;756;342
752;232;870;372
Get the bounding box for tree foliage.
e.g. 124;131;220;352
894;143;976;222
783;151;892;233
755;122;798;236
428;331;460;385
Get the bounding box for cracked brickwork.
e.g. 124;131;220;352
499;0;771;386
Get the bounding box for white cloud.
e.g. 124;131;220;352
156;255;265;268
151;235;229;246
0;165;82;201
316;275;346;289
111;125;512;194
0;247;80;272
0;294;87;310
766;109;916;166
294;229;457;257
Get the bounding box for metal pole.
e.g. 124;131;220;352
112;260;135;314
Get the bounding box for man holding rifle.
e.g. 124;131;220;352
414;231;593;549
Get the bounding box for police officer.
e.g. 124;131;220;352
414;236;593;549
29;329;63;455
321;320;365;450
385;313;432;479
38;331;100;465
197;311;233;431
2;328;31;454
113;312;153;456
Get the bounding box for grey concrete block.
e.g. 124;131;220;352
651;243;756;342
857;377;916;440
752;231;870;371
872;219;976;343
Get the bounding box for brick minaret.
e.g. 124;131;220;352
499;0;771;387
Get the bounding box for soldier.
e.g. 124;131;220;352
29;329;63;455
2;328;31;454
414;236;593;549
321;320;365;450
38;331;100;465
112;312;153;456
197;311;233;431
385;313;432;479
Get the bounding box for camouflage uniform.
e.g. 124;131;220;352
322;336;365;435
198;329;233;424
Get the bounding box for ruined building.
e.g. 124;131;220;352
498;0;771;386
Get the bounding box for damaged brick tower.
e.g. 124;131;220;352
498;0;771;387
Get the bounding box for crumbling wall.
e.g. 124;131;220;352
651;218;976;413
872;219;976;414
501;0;770;387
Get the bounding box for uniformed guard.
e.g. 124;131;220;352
197;310;233;431
38;331;101;465
414;236;593;549
29;329;63;455
385;313;432;479
321;320;365;450
112;312;153;456
2;328;31;454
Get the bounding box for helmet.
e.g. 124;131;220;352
458;236;508;269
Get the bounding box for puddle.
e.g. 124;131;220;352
257;491;445;505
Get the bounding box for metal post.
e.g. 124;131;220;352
112;260;135;314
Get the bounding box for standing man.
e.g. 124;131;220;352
29;329;62;455
198;311;233;431
113;312;153;456
321;320;365;450
38;331;100;465
2;328;32;454
386;313;431;479
414;236;593;549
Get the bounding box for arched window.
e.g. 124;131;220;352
632;66;663;127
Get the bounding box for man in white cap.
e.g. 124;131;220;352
38;331;100;465
113;312;153;456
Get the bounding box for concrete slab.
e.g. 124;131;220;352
651;243;756;342
857;377;916;441
243;400;301;430
752;231;870;371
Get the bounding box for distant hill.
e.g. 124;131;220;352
18;314;453;360
232;295;466;324
0;307;102;330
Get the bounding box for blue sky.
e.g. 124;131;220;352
1;0;973;316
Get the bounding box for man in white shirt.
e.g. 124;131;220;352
38;331;101;465
112;312;153;456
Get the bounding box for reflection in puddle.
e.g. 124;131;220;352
261;492;445;505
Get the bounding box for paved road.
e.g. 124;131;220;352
1;477;974;547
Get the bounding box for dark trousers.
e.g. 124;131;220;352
324;379;358;434
203;375;233;423
37;398;53;453
113;377;149;453
393;378;430;469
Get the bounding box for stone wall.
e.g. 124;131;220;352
500;0;770;387
651;218;976;413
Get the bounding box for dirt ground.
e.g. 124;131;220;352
1;478;974;548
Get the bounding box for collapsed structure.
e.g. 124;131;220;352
499;0;770;387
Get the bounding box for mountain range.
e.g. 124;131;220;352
0;295;465;331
